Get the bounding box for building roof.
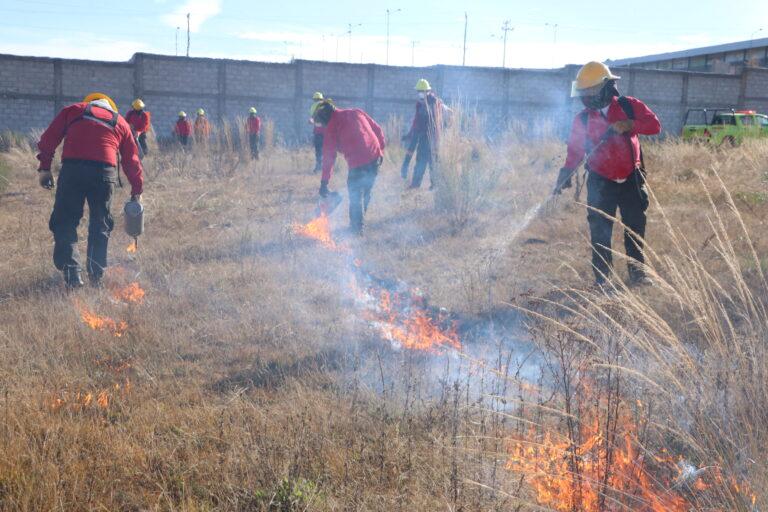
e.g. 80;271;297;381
607;37;768;66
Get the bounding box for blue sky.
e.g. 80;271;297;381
2;0;767;68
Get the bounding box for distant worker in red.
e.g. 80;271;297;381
313;100;385;236
554;62;661;288
174;111;192;146
125;98;151;157
246;107;261;160
309;91;325;173
36;92;143;288
194;108;211;143
401;79;447;189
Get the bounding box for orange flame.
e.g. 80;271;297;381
507;404;695;511
361;288;461;353
75;299;128;337
111;282;145;304
47;379;130;412
292;213;344;251
126;240;137;253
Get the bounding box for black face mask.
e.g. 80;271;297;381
582;80;620;110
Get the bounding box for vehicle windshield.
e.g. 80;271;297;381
712;114;736;125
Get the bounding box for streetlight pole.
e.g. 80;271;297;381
411;40;419;66
545;22;558;67
386;9;401;65
347;23;362;62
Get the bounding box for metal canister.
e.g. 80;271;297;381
123;200;144;238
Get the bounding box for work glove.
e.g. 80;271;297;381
319;180;329;198
553;167;573;195
38;170;54;190
611;119;634;134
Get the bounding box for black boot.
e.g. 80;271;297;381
63;265;84;289
88;273;103;288
628;264;653;287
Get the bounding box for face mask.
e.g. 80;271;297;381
418;92;426;100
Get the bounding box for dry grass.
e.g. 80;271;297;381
0;120;767;510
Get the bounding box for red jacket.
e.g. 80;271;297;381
313;124;325;136
174;118;192;137
125;109;151;135
247;115;261;135
37;102;143;195
408;92;443;140
321;108;385;182
564;96;661;181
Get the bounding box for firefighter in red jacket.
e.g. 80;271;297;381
309;92;325;173
402;79;445;189
246;107;261;160
554;62;661;287
125;99;151;157
36;92;144;288
313;100;386;236
174;111;192;146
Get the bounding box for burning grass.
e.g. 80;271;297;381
1;123;768;510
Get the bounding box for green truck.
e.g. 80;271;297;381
682;109;768;145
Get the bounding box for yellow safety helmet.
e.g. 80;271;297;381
178;111;187;117
197;108;205;116
415;79;431;92
571;61;620;97
83;92;117;112
132;98;145;110
312;91;324;101
249;107;257;114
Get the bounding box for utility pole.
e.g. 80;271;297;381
501;20;513;68
186;13;190;57
347;23;362;63
462;12;468;66
545;22;558;67
386;8;401;65
411;40;418;66
175;26;179;56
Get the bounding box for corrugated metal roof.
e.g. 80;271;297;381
607;37;768;65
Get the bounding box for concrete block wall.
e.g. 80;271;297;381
2;51;768;142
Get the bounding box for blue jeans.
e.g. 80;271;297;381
347;160;379;234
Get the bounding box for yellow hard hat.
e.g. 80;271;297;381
83;92;117;112
178;111;187;117
249;107;257;114
571;62;620;97
312;91;324;100
415;79;431;92
132;98;145;110
197;108;205;116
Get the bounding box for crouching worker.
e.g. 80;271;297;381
312;100;385;236
36;92;144;289
554;62;661;287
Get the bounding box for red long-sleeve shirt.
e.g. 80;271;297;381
563;96;661;181
37;102;143;195
321;108;385;182
247;116;261;135
125;109;151;135
174;118;192;136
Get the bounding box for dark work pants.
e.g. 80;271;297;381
347;160;379;234
249;133;260;159
49;161;116;280
313;133;324;171
586;169;649;283
411;134;436;188
137;133;149;156
178;134;189;146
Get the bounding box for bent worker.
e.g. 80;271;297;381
309;91;325;172
554;61;661;287
246;107;261;160
402;79;446;189
194;108;211;144
174;111;192;146
36;92;143;288
313;100;385;236
125;98;151;157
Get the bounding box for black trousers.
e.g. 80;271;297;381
411;134;436;188
586;169;649;283
313;133;324;171
249;133;260;159
347;160;379;234
177;134;189;146
49;160;116;279
137;133;149;156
